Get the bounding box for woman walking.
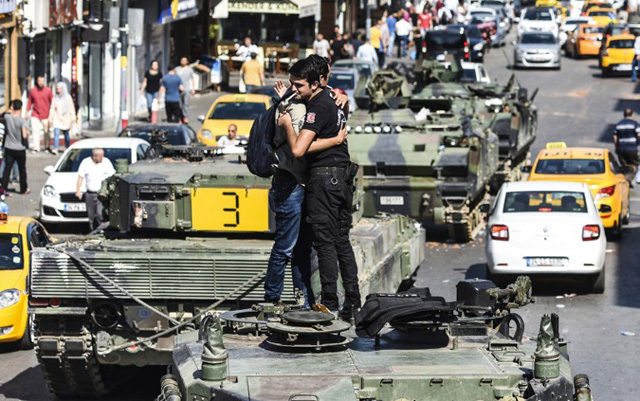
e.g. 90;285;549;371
49;82;76;155
140;60;163;121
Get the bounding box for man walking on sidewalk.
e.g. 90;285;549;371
27;75;53;152
176;57;196;124
161;66;185;123
1;100;29;195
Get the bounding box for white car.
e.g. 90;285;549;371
518;8;559;38
461;61;491;83
39;137;150;226
485;181;606;293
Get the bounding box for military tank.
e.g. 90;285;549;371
348;57;537;241
28;145;425;399
156;276;595;401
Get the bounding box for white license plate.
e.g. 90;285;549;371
64;203;86;212
526;257;567;267
615;64;632;71
380;196;405;206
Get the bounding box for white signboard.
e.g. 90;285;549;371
211;0;229;19
0;0;14;15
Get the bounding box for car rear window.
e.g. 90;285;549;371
328;73;356;90
609;39;634;49
534;158;605;175
56;148;132;172
122;128;186;145
503;191;588;213
426;31;465;48
582;26;604;34
0;234;23;270
209;102;267;120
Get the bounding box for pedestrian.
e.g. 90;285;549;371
218;124;240;147
76;148;115;232
278;57;361;321
418;4;434;36
613;108;640;175
437;2;453;25
0;113;19;184
48;82;76;155
330;33;344;63
632;34;640;82
161;65;185;123
395;14;413;58
456;0;467;24
351;32;365;55
140;60;163;121
356;37;379;65
240;52;265;94
0;100;29;195
370;19;386;68
175;57;196;124
236;37;259;62
27;75;53;153
386;12;398;58
313;33;331;58
380;17;390;61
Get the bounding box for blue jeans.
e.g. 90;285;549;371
145;91;158;114
633;56;639;81
53;128;70;150
386;32;396;57
397;35;409;58
264;173;314;306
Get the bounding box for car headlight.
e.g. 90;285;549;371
0;289;20;309
201;129;214;139
43;185;57;198
473;43;483;51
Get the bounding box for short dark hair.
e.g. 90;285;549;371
624;108;633;118
36;74;45;80
11;99;22;110
250;52;257;59
288;58;321;86
306;54;330;80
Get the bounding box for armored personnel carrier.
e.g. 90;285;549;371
349;58;537;241
156;276;595;401
28;146;425;398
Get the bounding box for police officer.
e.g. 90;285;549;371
613;108;640;175
278;57;361;321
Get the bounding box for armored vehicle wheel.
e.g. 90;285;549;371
34;316;127;399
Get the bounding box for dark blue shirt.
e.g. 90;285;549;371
614;118;640;151
162;74;183;103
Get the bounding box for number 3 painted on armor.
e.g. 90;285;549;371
222;192;240;227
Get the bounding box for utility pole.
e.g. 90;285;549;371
366;0;371;40
119;0;129;130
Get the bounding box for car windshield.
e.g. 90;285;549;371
521;33;557;44
583;26;604;34
524;9;553;20
471;11;495;20
503;191;588;213
122;128;185;145
209;102;267;120
588;10;614;16
534;158;605;174
56;148;131;172
0;234;23;270
328;73;356;90
609;39;634;48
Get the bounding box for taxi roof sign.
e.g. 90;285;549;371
546;142;567;149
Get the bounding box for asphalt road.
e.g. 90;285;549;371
1;35;639;400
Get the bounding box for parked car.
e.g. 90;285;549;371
118;123;199;146
461;61;492;83
514;32;562;69
518;7;560;38
485;181;606;293
39;137;150;226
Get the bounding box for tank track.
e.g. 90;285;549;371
34;315;111;399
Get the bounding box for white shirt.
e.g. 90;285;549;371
634;36;640;54
218;136;240;147
395;19;412;37
314;39;330;58
77;157;116;192
356;43;379;64
236;44;259;61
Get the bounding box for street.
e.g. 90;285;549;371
1;38;639;401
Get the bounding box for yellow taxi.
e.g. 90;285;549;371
601;34;636;76
586;8;617;25
565;24;605;58
0;213;51;348
528;143;630;237
581;1;613;16
197;94;271;146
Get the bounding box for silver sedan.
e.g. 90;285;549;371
513;32;561;70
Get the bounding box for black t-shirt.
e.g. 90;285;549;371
614;118;640;151
301;89;350;168
145;71;163;93
331;39;344;61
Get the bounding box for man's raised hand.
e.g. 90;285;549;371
274;79;288;99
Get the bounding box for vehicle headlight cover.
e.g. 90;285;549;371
43;185;57;198
0;289;21;309
473;43;483;51
201;129;214;139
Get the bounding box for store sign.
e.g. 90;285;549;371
293;0;318;19
50;0;78;26
0;0;14;15
228;0;299;14
159;0;199;24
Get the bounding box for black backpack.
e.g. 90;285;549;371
246;96;283;178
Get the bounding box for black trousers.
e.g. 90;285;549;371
306;171;360;310
617;149;639;177
85;192;103;232
1;148;27;193
165;101;183;123
376;50;386;68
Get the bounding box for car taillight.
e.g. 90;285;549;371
582;225;600;241
490;225;509;241
595;185;615;199
464;41;469;60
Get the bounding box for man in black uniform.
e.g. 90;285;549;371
613;108;640;175
278;57;361;320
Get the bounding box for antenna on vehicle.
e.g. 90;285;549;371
501;48;521;88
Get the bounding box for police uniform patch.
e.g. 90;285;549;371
306;112;316;124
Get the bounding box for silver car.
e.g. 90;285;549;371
514;32;561;69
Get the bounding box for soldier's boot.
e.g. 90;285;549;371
340;291;362;323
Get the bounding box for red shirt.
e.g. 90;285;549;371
27;86;53;120
418;12;433;29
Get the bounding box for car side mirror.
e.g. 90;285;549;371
521;165;532;173
197;114;206;123
44;165;55;175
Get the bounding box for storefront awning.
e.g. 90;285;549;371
291;0;319;19
228;0;318;16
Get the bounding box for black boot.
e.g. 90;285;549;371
340;291;362;322
321;292;339;313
